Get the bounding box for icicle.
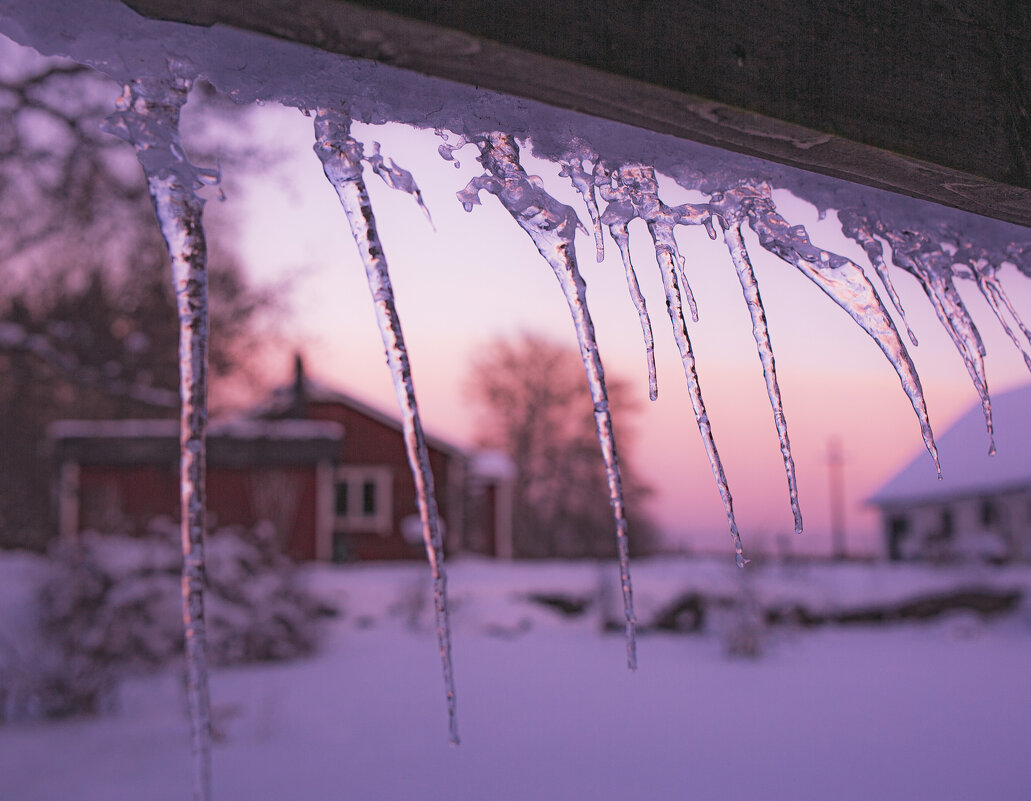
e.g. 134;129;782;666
738;186;941;476
877;225;994;455
654;214;747;567
459;132;637;668
314;108;459;743
595;162;713;399
983;274;1031;369
599;164;747;565
838;209;919;347
559;153;605;262
721;219;803;535
435;129;469;169
104;71;213;801
953;242;1031;374
608;222;658;401
363;141;434;229
598;165;706;322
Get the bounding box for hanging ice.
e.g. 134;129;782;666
836;209;920;347
951;234;1031;374
313;107;459;742
731;185;941;475
103;67;214;801
840;209;993;455
559;152;606;263
598;162;752;563
717;216;804;536
451;131;638;669
3;0;1031;767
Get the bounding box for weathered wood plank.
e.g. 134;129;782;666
122;0;1031;227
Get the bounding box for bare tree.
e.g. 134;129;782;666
0;41;277;551
467;333;657;558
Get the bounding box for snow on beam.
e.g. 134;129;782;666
120;0;1031;228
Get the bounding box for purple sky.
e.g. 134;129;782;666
192;104;1031;558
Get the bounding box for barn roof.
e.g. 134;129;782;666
50;418;343;467
253;364;468;460
868;384;1031;508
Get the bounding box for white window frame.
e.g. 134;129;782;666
333;465;393;536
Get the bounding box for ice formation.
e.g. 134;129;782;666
313;107;459;742
449;131;638;668
2;0;1031;783
103;68;215;801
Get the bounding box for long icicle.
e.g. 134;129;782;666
741;187;941;476
959;249;1031;373
560;154;606;262
600;164;747;565
460;132;637;668
609;222;659;400
837;209;919;347
313;108;459;743
653;216;747;567
985;276;1031;363
878;227;994;454
838;211;995;453
105;72;213;801
723;221;803;534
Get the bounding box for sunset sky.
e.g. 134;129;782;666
192;103;1031;559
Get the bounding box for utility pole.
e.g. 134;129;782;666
826;437;847;560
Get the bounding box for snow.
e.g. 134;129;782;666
49;418;344;442
1;0;1027;253
254;373;465;456
3;555;1031;801
0;3;1029;793
468;449;516;481
870;382;1031;506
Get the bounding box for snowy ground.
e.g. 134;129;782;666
3;555;1031;801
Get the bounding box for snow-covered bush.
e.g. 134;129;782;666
8;520;333;720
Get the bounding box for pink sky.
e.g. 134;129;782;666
193;105;1031;558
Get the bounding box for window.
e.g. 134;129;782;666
333;466;392;535
886;514;909;561
979;498;999;527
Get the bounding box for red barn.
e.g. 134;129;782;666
50;419;343;561
50;361;514;562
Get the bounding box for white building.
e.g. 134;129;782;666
868;384;1031;562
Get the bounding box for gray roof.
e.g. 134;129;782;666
49;418;343;467
868;383;1031;507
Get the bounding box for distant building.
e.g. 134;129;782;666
50;358;515;562
868;384;1031;562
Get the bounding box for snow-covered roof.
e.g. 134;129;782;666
868;383;1031;507
49;418;345;467
254;375;468;459
49;418;344;441
469;449;517;480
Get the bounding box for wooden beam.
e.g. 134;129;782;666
122;0;1031;228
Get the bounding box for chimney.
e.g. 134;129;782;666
291;352;308;418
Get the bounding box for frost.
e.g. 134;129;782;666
313;107;459;742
